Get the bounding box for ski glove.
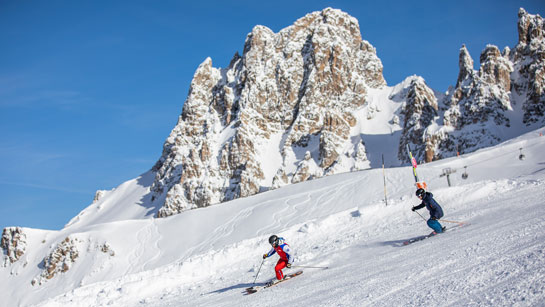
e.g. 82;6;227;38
286;263;291;268
411;207;416;211
263;254;268;259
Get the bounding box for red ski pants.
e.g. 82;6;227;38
275;259;288;280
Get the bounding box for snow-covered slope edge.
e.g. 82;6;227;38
1;128;542;306
64;170;158;229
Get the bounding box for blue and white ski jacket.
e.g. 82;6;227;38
414;192;444;219
265;238;294;264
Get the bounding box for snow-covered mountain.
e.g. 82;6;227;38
148;7;545;217
2;7;545;307
149;8;387;217
2;126;545;306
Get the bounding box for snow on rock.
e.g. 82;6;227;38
402;8;544;163
1;227;26;266
34;236;80;285
352;141;370;171
151;7;387;217
434;43;514;160
92;190;108;204
457;44;475;88
512;8;545;125
149;8;545;216
396;76;439;163
445;44;512;129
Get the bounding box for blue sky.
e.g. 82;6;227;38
1;0;544;231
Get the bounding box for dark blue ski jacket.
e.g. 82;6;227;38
414;192;444;219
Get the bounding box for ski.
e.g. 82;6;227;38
403;233;436;245
406;144;427;190
245;271;303;294
402;223;469;246
403;227;447;245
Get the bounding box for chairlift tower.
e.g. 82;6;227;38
440;167;456;187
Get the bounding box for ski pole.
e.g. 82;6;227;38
438;219;467;225
414;210;428;222
414;211;466;225
253;258;265;284
291;265;329;269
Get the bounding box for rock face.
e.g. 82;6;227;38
34;237;79;285
437;44;513;157
402;9;545;163
1;227;26;266
396;76;439;163
93;190;108;203
511;8;545;125
151;8;385;217
150;8;545;217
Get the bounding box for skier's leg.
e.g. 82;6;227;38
427;218;443;233
275;259;287;280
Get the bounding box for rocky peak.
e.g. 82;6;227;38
151;8;386;217
445;42;513;124
439;42;513;156
457;45;475;88
425;9;544;161
479;45;512;91
396;76;439;162
512;8;545;125
517;8;544;47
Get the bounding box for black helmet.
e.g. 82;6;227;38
416;188;425;198
268;235;278;246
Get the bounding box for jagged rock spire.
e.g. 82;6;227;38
517;8;545;46
512;8;545;125
479;45;512;91
456;45;475;88
397;76;439;163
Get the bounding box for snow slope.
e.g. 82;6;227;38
2;128;545;306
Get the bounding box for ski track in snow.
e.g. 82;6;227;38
157;176;545;307
4;129;545;306
127;222;148;276
142;219;162;271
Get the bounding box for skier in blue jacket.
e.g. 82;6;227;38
412;188;445;234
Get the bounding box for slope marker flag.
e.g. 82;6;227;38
382;154;388;206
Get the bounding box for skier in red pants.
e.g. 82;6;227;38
263;235;294;285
